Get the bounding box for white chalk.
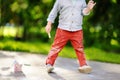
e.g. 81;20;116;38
48;33;51;38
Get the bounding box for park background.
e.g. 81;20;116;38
0;0;120;64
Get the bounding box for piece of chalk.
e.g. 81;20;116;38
48;33;51;38
24;64;31;66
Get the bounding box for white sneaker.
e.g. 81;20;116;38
46;64;54;73
78;65;92;74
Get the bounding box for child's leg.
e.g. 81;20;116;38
46;28;69;66
70;30;87;66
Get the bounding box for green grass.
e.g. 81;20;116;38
0;39;50;54
0;39;120;64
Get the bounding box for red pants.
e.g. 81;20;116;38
46;28;87;66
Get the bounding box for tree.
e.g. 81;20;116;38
84;0;120;48
1;0;120;51
1;0;54;40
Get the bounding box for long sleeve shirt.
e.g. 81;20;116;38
47;0;88;31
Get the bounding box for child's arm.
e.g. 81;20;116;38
47;0;60;23
45;0;60;38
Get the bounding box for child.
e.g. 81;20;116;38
45;0;96;73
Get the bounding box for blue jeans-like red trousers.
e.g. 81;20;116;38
46;28;87;66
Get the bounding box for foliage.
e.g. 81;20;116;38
0;0;120;52
1;0;53;40
84;0;120;46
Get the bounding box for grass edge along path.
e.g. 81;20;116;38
0;39;120;64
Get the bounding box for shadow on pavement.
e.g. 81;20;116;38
8;71;26;78
2;71;26;80
1;66;26;80
1;67;11;71
0;52;14;58
48;72;66;80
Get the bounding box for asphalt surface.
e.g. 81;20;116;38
0;50;120;80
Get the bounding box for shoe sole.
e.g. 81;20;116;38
47;67;54;73
79;67;92;74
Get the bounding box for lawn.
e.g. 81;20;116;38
0;39;120;64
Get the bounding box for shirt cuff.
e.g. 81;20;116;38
47;18;54;23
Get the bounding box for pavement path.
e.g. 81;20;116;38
0;50;120;80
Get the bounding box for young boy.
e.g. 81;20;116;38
45;0;96;73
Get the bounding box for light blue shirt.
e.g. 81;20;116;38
47;0;88;31
72;0;77;5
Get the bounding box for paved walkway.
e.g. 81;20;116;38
0;50;120;80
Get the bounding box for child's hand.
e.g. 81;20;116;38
87;0;96;10
45;21;52;38
45;25;52;38
45;24;52;34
